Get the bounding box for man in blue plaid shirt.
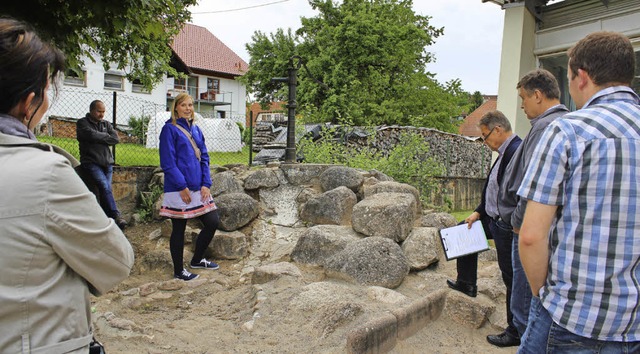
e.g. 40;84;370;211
517;31;640;352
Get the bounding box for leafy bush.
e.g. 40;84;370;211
128;114;151;144
238;122;252;145
137;183;164;222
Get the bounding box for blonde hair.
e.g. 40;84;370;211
170;92;195;124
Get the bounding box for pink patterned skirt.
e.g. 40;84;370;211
159;190;217;219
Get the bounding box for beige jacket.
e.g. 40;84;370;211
0;133;134;354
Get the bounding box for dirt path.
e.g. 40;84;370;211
91;222;518;354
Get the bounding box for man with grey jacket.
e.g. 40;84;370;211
498;69;568;338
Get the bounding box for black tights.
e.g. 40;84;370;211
170;210;220;276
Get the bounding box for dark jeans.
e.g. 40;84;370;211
456;218;517;337
517;297;640;353
83;163;119;218
170;210;220;276
512;233;532;338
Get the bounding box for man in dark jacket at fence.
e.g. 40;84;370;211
77;100;127;229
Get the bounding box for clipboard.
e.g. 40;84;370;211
439;221;490;261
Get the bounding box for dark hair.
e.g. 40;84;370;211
517;69;560;100
568;31;635;86
90;100;104;111
0;17;65;115
479;110;511;132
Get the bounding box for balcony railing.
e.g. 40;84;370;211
166;85;232;105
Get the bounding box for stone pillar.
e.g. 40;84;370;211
496;2;537;139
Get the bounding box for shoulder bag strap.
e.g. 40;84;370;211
174;124;201;161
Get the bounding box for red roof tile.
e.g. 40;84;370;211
171;23;248;77
458;97;498;137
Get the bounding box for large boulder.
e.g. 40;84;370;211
291;225;362;266
281;164;333;185
206;230;248;260
215;193;259;231
366;169;394;182
325;237;410;288
421;212;458;229
351;192;417;242
319;166;364;193
211;171;244;196
444;291;496;329
299;186;357;225
363;181;421;218
401;227;442;270
244;168;280;190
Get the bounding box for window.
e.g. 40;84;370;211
257;112;286;122
63;69;86;87
174;77;187;91
132;79;150;94
104;73;124;90
207;78;220;93
540;53;574;110
540;50;640;111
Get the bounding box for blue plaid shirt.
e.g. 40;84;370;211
518;86;640;341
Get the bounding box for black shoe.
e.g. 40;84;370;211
115;216;128;230
446;279;477;297
487;331;520;347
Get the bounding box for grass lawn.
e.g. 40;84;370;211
450;209;473;222
37;136;252;167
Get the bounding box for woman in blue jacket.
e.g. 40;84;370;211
159;92;220;281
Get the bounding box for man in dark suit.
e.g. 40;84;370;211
446;110;522;347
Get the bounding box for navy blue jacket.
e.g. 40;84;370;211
475;135;522;229
159;118;212;193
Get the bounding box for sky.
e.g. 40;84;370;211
189;0;505;95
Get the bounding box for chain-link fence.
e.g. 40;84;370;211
39;88;250;167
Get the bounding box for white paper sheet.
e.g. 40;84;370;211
439;221;489;261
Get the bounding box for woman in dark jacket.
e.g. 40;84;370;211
159;92;220;281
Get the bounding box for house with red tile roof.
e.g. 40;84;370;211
168;23;248;121
458;96;497;137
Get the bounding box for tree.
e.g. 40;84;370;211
242;0;471;132
470;91;484;111
241;29;297;104
4;0;196;89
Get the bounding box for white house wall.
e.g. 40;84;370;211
47;56;168;125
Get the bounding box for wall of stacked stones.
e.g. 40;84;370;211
345;126;492;179
344;126;491;210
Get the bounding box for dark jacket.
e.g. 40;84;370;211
475;135;522;225
76;114;119;167
498;104;569;229
159;118;212;193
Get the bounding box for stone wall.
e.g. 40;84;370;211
111;166;157;215
346;126;492;179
